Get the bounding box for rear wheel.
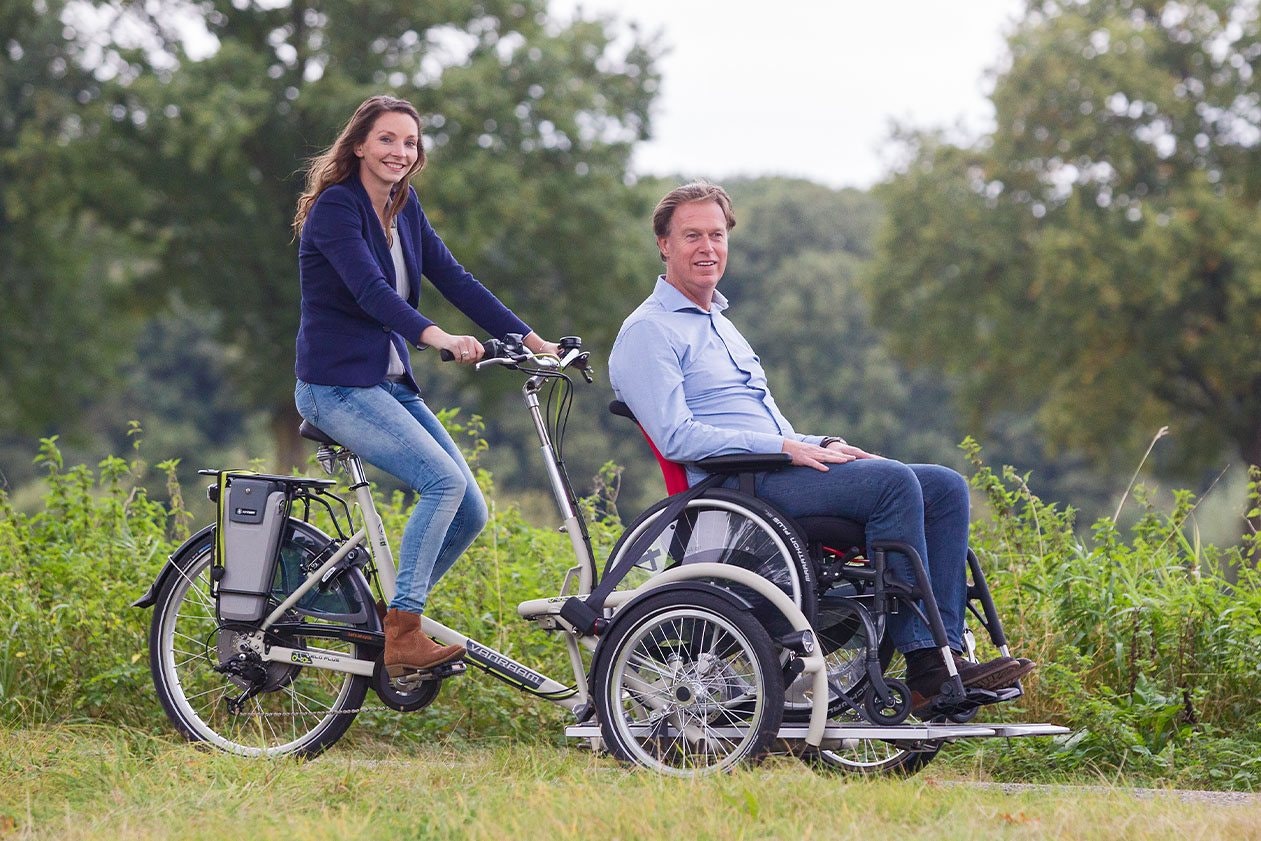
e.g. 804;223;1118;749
148;524;374;757
592;589;785;776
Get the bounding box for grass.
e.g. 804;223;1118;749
3;725;1259;840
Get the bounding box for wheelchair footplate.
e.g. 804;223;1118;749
919;684;1024;719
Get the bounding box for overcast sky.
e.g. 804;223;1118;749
553;0;1024;188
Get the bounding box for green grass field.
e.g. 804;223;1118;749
4;725;1259;840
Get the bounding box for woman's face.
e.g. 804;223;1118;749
355;110;420;196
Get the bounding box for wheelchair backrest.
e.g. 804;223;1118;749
608;400;690;495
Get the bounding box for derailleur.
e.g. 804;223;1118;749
214;651;269;713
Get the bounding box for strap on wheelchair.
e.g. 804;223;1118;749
560;474;723;635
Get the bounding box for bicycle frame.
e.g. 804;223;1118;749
140;337;1069;765
235;351;590;702
253;345;827;726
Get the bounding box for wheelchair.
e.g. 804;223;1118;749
606;400;1035;774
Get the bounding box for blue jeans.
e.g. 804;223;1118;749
295;379;487;614
750;460;970;654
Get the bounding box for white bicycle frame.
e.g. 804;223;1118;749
250;346;1066;749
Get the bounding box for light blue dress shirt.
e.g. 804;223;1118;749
609;277;826;485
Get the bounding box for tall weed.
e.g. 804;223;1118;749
3;426;1259;788
963;439;1261;787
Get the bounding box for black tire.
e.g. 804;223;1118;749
148;521;375;757
606;489;817;635
591;589;785;775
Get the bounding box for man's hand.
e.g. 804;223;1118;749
782;439;881;471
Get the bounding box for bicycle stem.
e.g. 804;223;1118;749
522;376;596;596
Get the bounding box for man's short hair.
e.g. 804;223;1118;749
652;181;737;244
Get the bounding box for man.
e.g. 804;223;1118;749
608;181;1035;712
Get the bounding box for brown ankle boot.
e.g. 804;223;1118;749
383;608;464;677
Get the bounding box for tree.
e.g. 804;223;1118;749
869;0;1261;493
0;0;141;436
722;179;964;463
86;0;661;469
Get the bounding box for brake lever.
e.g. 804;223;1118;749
474;357;518;371
560;349;594;383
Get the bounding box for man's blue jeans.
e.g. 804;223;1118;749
751;460;970;654
295;379;487;614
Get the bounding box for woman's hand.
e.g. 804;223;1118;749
421;326;484;364
522;332;561;357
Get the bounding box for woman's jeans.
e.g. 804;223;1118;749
751;460;970;654
295;379;487;614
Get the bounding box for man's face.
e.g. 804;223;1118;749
658;199;729;310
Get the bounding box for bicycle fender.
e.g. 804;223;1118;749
132;524;217;609
611;579;755;622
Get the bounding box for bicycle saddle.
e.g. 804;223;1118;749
299;420;341;447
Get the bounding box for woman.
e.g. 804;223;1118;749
292;95;558;675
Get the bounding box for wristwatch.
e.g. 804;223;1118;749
820;436;846;448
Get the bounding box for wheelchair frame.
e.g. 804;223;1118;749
597;399;1067;767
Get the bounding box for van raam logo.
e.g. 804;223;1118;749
289;651;313;665
465;640;545;688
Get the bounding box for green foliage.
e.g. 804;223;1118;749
962;438;1261;788
0;0;144;434
0;435;182;724
869;0;1261;480
4;427;1261;787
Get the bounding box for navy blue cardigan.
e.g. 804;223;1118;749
295;177;530;390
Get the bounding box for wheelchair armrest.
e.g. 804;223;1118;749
692;453;792;474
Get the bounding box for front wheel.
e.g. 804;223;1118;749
148;529;373;757
591;589;785;776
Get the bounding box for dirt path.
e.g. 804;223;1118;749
952;781;1260;807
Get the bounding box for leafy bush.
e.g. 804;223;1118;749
2;426;1259;788
0;432;175;724
960;438;1261;788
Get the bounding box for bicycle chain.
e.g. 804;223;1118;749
229;704;392;718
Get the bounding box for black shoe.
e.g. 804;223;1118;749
954;654;1021;689
904;650;1018;714
967;656;1036;690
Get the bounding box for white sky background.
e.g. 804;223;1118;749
552;0;1025;188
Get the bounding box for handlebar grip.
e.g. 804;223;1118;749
439;339;504;362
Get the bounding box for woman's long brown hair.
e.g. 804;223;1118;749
292;95;426;244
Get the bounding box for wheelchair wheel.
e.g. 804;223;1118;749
148;522;375;757
606;489;817;634
811;645;941;775
783;593;877;720
592;589;785;776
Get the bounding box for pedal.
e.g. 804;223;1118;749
389;658;467;683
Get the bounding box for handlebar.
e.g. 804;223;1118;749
438;339;506;363
439;334;594;383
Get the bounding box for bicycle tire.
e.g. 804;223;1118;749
148;520;375;757
592;588;785;775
